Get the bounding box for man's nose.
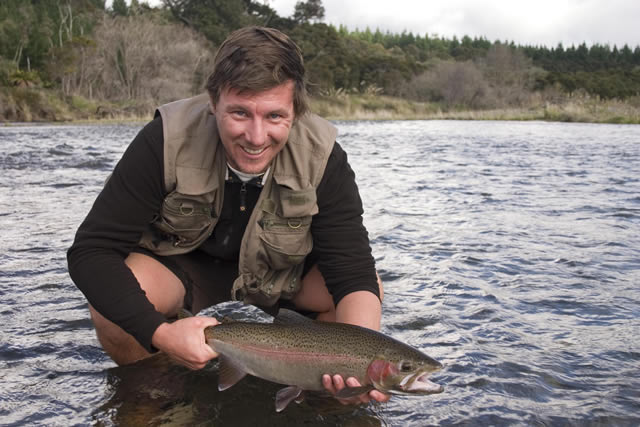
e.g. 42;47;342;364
245;119;266;146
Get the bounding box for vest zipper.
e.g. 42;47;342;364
240;182;247;212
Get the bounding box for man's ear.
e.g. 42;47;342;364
208;95;216;115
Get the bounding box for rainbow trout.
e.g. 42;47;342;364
200;309;443;412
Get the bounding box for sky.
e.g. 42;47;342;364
269;0;640;48
122;0;640;48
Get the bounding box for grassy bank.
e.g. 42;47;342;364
311;93;640;124
0;87;154;123
2;86;640;124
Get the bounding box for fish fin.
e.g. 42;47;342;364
274;309;314;325
275;386;303;412
217;355;247;391
178;309;193;320
220;315;236;324
335;385;375;399
183;310;234;323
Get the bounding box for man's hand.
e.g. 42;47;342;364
323;290;389;405
322;374;391;405
151;316;219;370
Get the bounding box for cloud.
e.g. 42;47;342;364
271;0;640;47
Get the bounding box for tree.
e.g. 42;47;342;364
85;15;215;102
293;0;324;24
407;60;490;108
129;0;140;15
244;0;279;26
289;23;344;92
112;0;128;16
481;43;539;107
162;0;255;45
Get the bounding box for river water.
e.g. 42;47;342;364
0;120;638;426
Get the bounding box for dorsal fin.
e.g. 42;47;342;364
178;309;193;319
274;309;314;325
220;315;236;324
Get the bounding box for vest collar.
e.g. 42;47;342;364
226;164;271;187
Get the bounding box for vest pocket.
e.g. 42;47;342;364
257;185;317;270
258;215;313;270
154;191;215;247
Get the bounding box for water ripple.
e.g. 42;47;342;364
1;121;639;425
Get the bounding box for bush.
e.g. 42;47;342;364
0;58;16;86
400;60;492;109
9;69;42;87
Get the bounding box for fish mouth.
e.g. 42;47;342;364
398;372;444;394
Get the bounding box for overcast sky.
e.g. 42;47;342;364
268;0;640;48
121;0;640;48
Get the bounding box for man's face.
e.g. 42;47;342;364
211;81;295;174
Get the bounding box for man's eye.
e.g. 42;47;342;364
268;113;282;120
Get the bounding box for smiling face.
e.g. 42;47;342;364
211;81;295;175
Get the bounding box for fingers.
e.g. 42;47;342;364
195;316;220;359
333;374;347;390
152;316;220;370
344;377;369;403
322;374;336;394
322;374;352;402
322;374;390;405
190;316;220;367
345;377;360;388
200;316;220;328
369;389;391;403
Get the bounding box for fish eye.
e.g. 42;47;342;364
400;361;413;372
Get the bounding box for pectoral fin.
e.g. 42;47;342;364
274;309;314;325
275;386;304;412
217;355;247;391
335;385;375;399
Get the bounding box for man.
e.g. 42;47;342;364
67;26;387;405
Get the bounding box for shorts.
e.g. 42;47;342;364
131;247;318;317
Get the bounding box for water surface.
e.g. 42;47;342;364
1;120;638;425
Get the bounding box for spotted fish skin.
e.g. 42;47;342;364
202;309;443;410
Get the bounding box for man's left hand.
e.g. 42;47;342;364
322;374;391;405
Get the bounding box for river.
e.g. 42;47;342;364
0;120;638;426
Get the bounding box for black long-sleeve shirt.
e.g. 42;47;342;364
67;116;378;351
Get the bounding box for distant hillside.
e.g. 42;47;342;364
1;0;639;122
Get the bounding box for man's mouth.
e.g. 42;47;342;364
242;146;267;155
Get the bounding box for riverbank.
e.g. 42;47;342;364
312;93;640;124
2;86;639;124
0;87;153;123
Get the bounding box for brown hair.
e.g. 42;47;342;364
206;26;308;117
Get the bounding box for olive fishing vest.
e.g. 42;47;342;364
138;93;337;307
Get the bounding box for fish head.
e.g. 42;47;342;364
367;354;444;395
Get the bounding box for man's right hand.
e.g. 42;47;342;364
151;316;220;369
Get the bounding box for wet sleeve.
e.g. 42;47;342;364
67;116;167;352
312;142;379;305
